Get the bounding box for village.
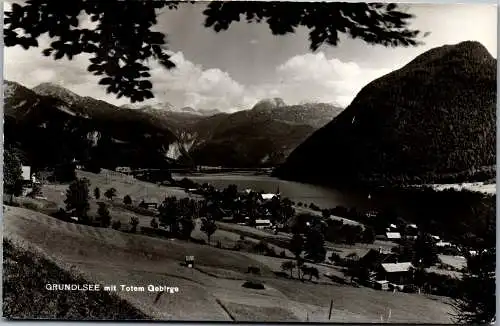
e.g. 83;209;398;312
12;164;476;300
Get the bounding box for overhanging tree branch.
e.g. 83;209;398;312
4;1;424;102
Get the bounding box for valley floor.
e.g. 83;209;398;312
3;204;454;322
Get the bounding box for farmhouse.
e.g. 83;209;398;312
372;280;390;291
261;193;277;200
115;166;132;175
435;241;452;248
385;232;401;241
378;262;414;284
21;166;31;182
139;201;158;210
254;219;272;229
20;165;36;196
430;235;441;242
221;216;234;223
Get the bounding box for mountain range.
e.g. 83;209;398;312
4;81;181;169
4;81;343;170
274;41;497;187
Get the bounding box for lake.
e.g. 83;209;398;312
172;172;495;229
172;172;375;210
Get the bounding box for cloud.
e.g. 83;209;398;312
3;2;495;113
5;43;389;111
3;1;388;111
251;52;390;107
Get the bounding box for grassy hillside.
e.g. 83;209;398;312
3;238;149;320
3;202;454;322
275;41;496;187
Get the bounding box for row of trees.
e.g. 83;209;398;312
62;176;220;243
186;182;295;227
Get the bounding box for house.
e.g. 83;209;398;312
435;241;452;248
254;219;272;229
372;280;390;291
116;166;132;175
185;255;195;268
386;232;401;241
378;262;414;284
21;166;33;188
221;216;234;223
139;201;158;210
430;235;441;242
261;193;277;200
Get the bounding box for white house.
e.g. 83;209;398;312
116;166;132;174
254;219;272;229
261;193;277;200
430;235;440;241
21;166;31;181
436;241;452;247
386;232;401;240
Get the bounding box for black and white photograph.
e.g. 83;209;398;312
2;0;496;323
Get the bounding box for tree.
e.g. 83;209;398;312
138;200;147;209
3;148;23;203
94;187;100;199
53;162;77;183
28;182;43;198
290;233;304;258
4;2;423;102
104;187;117;200
123;194;132;205
304;225;327;263
111;220;121;230
97;202;111;227
150;217;159;229
361;226;376;244
64;178;90;222
179;217;195;239
452;249;496;324
290;233;305;279
281;260;296;278
280;197;295;223
129;217;139;233
413;233;439;267
83;158;101;174
200;217;217;245
158;196;179;234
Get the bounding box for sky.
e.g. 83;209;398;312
3;2;497;112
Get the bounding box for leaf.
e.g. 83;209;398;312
139;80;153;90
387;3;397;11
54;50;64;60
98;77;113;85
87;64;100;72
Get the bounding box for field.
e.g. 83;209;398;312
3;170;455;322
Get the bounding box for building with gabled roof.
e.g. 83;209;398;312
378;262;414;285
386;232;401;241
